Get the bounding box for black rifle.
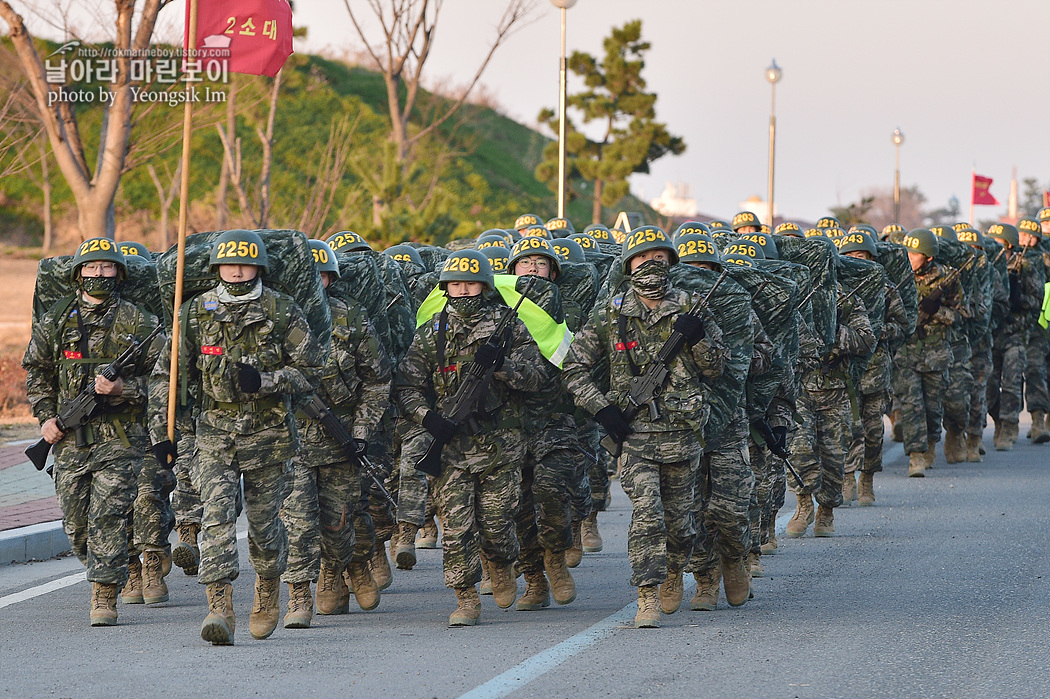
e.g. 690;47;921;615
915;255;976;329
26;324;163;478
750;418;806;489
299;394;397;509
599;269;730;459
415;279;534;477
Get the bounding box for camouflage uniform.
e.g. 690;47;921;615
894;260;964;455
743;312;775;558
396;298;549;589
24;293;164;587
281;294;390;584
847;282;908;473
564;287;728;587
149;281;323;584
988;252;1044;429
791;291;875;507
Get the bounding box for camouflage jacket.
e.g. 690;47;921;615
896;261;964;372
860;281;909;395
563;286;728;446
1000;250;1045;339
396;297;550;472
798;289;876;392
24;293;164;461
514;276;577;434
149;283;323;450
297;294;392;467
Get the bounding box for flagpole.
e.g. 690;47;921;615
167;0;198;441
969;169;975;227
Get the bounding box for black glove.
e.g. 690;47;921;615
351;438;369;459
236;362;262;393
672;313;705;347
594;404;633;444
422;410;457;443
918;294;941;317
152;439;177;469
771;425;789;456
473;342;505;371
1009;272;1022;312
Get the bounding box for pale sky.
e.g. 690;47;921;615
296;0;1050;223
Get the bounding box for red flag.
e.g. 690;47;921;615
972;173;999;206
185;0;293;78
1042;190;1050;208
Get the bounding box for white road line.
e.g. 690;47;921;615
0;530;248;608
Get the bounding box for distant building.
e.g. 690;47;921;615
737;194;776;221
650;182;698;218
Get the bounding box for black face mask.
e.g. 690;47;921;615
220;279;257;296
630;259;670;300
447;294;485;317
80;276;118;299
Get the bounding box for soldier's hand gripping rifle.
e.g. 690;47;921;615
915;255;975;330
598;269;730;460
26;324;163;478
414;278;535;477
299;394;397;508
751;418;806;489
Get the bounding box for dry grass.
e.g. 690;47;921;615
0;351;29;418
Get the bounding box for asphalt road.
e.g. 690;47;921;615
2;425;1049;699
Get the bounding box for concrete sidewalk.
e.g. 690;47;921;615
0;441;69;565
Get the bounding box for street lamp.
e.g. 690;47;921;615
892;128;904;224
765;59;782;228
551;0;577;219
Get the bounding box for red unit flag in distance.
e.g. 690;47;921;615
185;0;293;78
972;173;999;206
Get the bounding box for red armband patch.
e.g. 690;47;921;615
63;350;82;359
441;364;458;373
614;341;638;351
201;346;223;356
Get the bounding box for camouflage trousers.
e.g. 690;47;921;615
969;346;992;437
55;455;137;586
129;446;175;554
515;444;576;575
365;431;397;548
747;440;776;550
171;433;202;525
942;341;973;434
196;427;290;584
434;461;521;589
280;458;360;583
351;486;376;564
687;437;753;574
846;391;888;474
988;334;1028;425
1025;330;1050;414
620;433;699;587
790;386;850;508
580;422;607;513
395;427;437;527
895;365;947;455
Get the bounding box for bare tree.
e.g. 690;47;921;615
0;0;173;239
146;160;180;249
293;112;360;236
214;76;236;229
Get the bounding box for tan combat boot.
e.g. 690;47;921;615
943;429;965;464
923;440;937;469
857;472;875;506
417;516;439;549
761;522;778;555
284;581;313;629
249;576;281;640
394;522;419;570
1034;412;1050;444
785;493;814;538
201;581;235;645
965;434;984;463
634;585;661;628
581;512;603;553
490;561;518;609
515;571;551;611
90;582;118;626
748;551;765;578
994;420;1014;451
479;557;493;595
316;560;350;614
370;544;392;591
659;568;684;614
171;521;201;575
690;568;721;611
842;472;857;504
121;555;144;604
813;505;835;537
142;550;170;605
449;586;481;626
891;411;903;442
908;452;926;478
721;558;751;607
543;549;576;605
346;562;380;611
565;521;583;568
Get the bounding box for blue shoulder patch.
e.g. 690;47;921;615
613;295;623;308
203;300;218;311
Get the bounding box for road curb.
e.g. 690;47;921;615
0;520;70;565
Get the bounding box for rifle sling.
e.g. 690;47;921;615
617;310;641;378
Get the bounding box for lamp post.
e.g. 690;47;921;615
765;59;782;227
892;128;904;224
551;0;577;219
